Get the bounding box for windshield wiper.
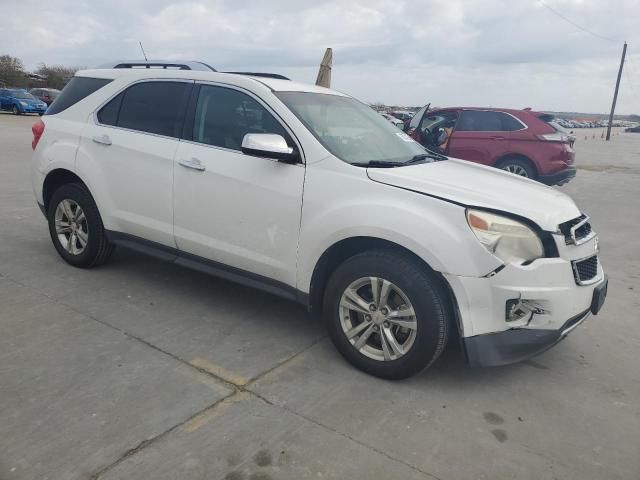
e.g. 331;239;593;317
403;151;448;164
352;151;448;168
351;160;405;168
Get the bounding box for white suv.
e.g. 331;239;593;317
31;66;608;379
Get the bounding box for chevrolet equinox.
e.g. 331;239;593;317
31;67;608;379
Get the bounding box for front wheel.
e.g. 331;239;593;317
47;183;114;268
323;250;450;379
12;105;20;115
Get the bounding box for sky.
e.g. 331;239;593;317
2;0;639;114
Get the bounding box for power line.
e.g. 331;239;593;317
537;0;617;43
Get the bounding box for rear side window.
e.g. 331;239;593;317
457;110;523;131
98;81;192;137
98;82;193;137
46;77;112;115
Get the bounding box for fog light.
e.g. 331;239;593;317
506;298;548;322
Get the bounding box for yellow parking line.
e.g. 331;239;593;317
181;392;249;433
190;357;248;386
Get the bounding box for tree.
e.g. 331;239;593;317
35;63;83;89
0;55;26;87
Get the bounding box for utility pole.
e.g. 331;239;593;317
139;41;148;61
606;42;627;141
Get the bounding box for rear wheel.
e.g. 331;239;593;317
496;157;536;179
12;105;20;115
323;250;450;379
47;183;114;268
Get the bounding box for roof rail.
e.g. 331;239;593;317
97;60;217;72
224;72;290;80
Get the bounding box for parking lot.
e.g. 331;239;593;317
1;111;639;479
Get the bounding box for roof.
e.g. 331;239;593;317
75;68;348;96
430;106;543;116
96;60;216;72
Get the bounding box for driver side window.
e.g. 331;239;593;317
191;85;288;151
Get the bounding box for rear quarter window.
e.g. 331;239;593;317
499;112;525;131
46;77;112;115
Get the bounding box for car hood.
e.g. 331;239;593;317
367;158;580;231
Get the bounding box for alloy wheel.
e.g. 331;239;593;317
502;164;529;177
54;199;89;255
339;276;418;361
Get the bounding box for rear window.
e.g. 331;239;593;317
46;77;112;115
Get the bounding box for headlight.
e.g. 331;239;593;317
466;209;544;264
20;101;28;106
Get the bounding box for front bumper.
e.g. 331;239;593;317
539;166;576;186
444;233;607;366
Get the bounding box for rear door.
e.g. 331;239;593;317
77;80;193;247
447;110;520;165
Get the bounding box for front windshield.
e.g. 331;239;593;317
276;92;427;164
10;90;35;100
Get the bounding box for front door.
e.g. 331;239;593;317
173;84;304;287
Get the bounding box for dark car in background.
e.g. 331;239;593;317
0;88;48;115
407;106;576;186
30;88;60;106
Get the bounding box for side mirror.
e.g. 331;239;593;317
241;134;297;163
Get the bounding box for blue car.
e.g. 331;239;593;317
0;88;48;115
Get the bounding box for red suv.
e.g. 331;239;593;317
407;106;576;185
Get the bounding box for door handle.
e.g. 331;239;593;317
489;136;505;141
178;157;206;172
92;134;112;146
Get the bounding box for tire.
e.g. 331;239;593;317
496;157;536;179
12;105;20;115
47;183;114;268
323;249;450;379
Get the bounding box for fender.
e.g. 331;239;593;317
296;158;503;295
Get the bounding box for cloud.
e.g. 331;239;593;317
1;0;638;113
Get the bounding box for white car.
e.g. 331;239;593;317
380;112;405;129
31;66;608;379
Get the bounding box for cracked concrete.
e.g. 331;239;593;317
1;113;639;479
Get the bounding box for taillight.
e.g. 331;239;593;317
536;132;569;143
32;119;45;150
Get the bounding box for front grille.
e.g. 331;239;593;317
559;214;593;245
572;255;599;285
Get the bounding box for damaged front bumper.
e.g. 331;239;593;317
443;233;607;367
